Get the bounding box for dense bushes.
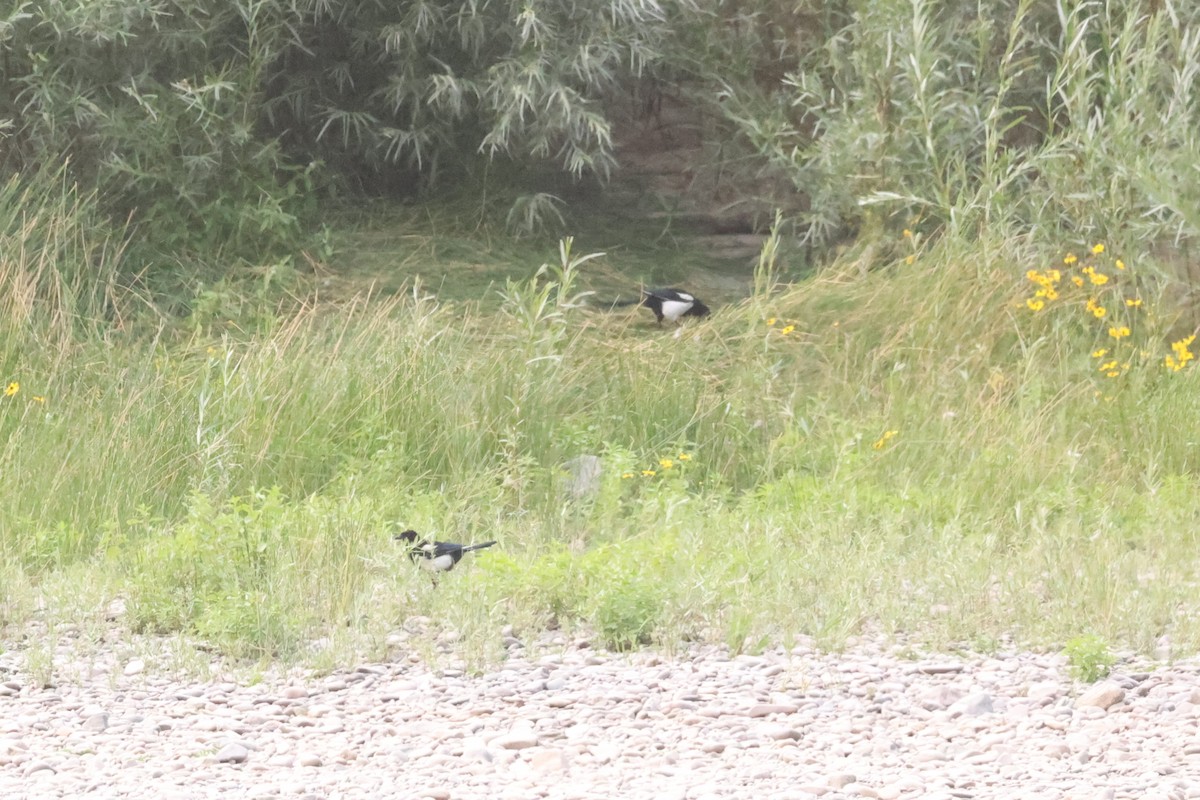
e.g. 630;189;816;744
5;1;1200;294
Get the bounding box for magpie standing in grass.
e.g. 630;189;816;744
394;529;497;573
619;287;711;325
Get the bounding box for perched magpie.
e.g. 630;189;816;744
627;288;711;325
394;529;497;573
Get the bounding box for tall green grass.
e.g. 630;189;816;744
3;223;1199;665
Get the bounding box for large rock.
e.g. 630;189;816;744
1075;682;1125;710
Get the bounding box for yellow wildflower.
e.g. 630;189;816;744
1026;298;1045;311
1091;349;1108;358
1115;259;1126;270
1089;271;1109;286
32;395;45;404
677;453;692;461
780;325;795;335
766;318;776;326
3;382;17;397
621;472;635;479
659;458;674;470
903;229;913;238
1026;270;1039;282
1126;298;1142;307
1106;371;1120;378
1064;253;1078;265
1071;276;1085;287
905;255;915;265
1107;326;1131;339
1092;243;1105;254
641;470;656;477
871;430;899;450
1099;360;1118;371
1044;288;1059;301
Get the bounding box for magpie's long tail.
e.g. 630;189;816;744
598;297;641;310
461;541;497;553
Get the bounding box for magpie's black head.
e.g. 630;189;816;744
689;299;712;318
394;529;419;544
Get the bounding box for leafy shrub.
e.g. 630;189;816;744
1064;633;1116;683
125;489;300;655
592;576;663;652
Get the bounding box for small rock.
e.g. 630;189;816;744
82;713;109;732
123;659;145;677
214;743;250;764
914;661;964;674
23;761;55;777
763;724;803;741
530;748;568;774
827;773;857;789
746;703;799;717
919;685;965;710
1076;682;1125;710
297;753;322;767
492;732;539;750
950;691;994;717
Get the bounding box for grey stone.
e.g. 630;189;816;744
561;455;602;499
214;743;250;764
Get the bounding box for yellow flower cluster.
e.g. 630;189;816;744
1024;268;1062;310
1165;335;1196;372
2;381;46;403
621;452;693;480
1091;348;1130;378
902;227;920;264
1024;245;1128;317
765;317;798;337
1024;244;1195;378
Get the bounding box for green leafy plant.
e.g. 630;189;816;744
1064;634;1116;683
592;576;663;652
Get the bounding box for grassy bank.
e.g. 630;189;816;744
3;215;1200;674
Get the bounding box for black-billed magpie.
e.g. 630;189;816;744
609;288;711;325
638;288;711;325
394;529;497;573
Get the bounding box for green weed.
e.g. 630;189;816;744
1064;634;1117;683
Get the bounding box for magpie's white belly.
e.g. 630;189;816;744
659;298;693;322
419;554;455;571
